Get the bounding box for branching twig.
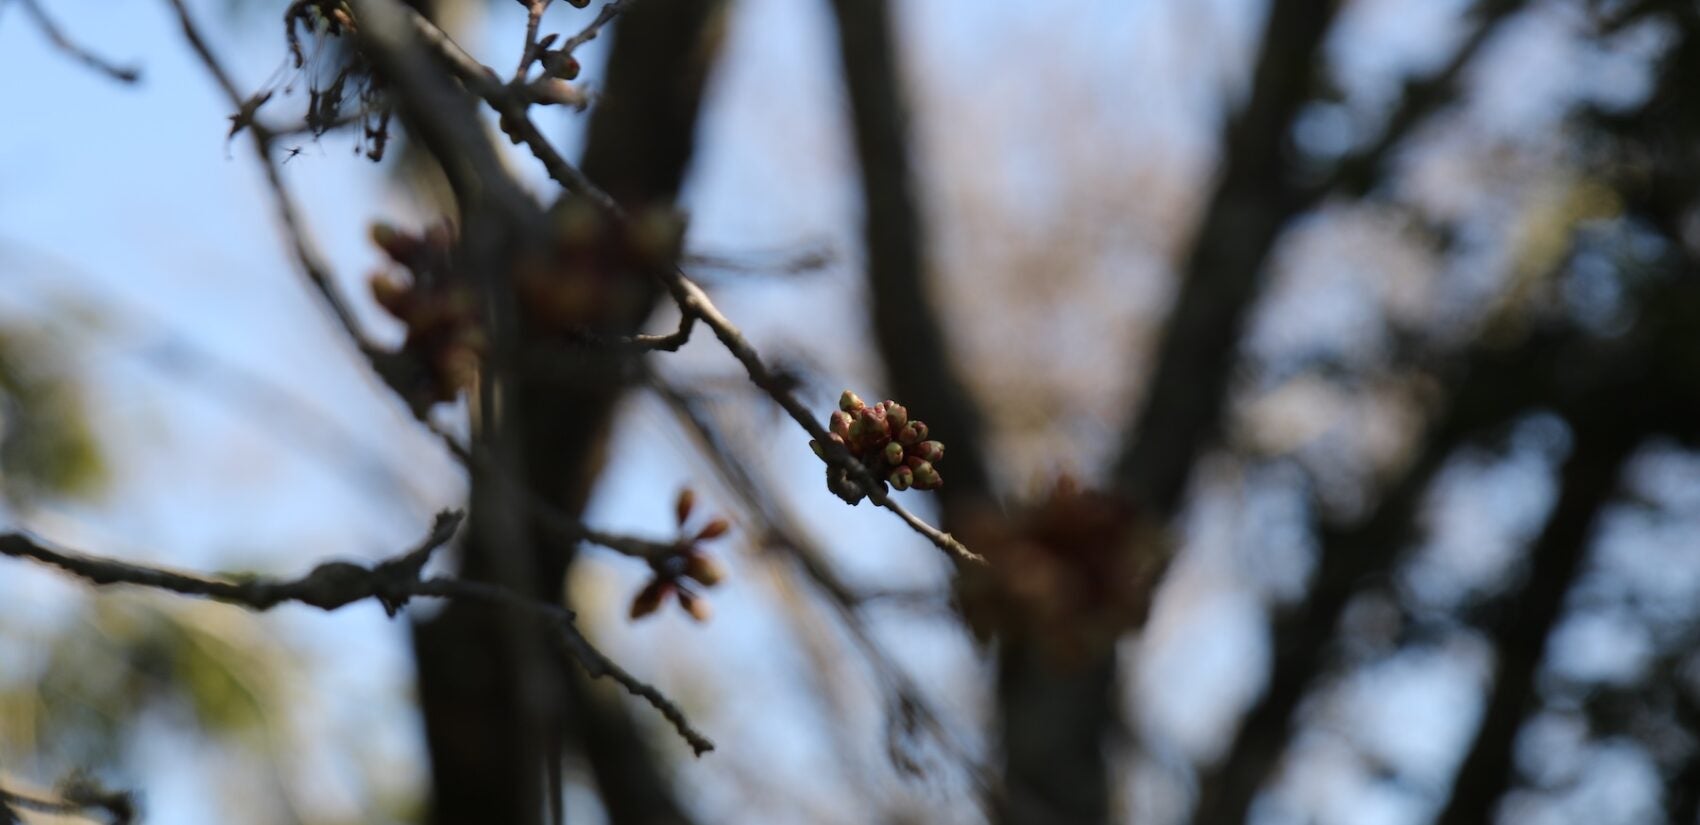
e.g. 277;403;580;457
0;511;714;754
17;0;139;83
162;0;378;358
381;1;979;565
1;781;134;825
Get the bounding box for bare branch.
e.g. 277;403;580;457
16;0;139;83
0;510;713;754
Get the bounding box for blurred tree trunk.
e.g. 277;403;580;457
409;4;727;824
829;2;1333;822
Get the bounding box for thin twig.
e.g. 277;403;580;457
0;510;714;753
554;0;626;56
17;0;140;83
384;2;978;563
512;0;550;82
163;0;379;357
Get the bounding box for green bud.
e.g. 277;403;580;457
889;465;913;491
839;390;865;412
883;442;905;465
913;440;945;464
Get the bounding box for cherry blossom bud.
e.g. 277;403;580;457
629;579;669;620
677;588;713;622
830;411;852;439
884;441;905;465
912;440;945;464
882;401;908;431
695;518;731;541
910;461;942;490
897;421;928;446
684;553;726;587
675;488;696;528
839;390;866;412
889;465;914;491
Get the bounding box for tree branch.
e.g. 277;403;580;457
0;511;713;754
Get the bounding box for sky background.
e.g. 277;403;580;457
0;1;1686;823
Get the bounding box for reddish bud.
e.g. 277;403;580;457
675;488;696;527
369;274;411;318
882;401;908;430
839;390;865;412
695;518;731;541
897;421;928;446
830;411;852;439
629;579;669;620
911;461;942;490
912;440;945;464
677;588;713;622
684;552;726;587
889;465;913;491
883;441;906;465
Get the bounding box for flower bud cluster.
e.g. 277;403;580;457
368;222;484;411
810;390;945;497
630;488;731;623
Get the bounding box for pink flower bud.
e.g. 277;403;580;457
910;461;942;490
830;411;852;439
883;441;905;465
889;465;914;491
838;390;866;412
882;401;908;430
897;421;928;446
912;440;945;464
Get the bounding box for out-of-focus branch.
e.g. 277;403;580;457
1;779;134;825
1322;0;1527;198
0;511;714;754
1433;421;1638;824
1110;0;1338;517
16;0;139;83
379;0;978;566
1190;329;1578;825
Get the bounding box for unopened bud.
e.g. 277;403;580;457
809;439;826;459
830;411;852;439
889;465;913;491
882;401;908;430
684;552;726;587
913;440;945;464
839;390;865;412
883;441;905;465
369;274;411;318
677;588;713;622
910;460;942;490
897;421;928;446
629;579;668;620
675;488;696;527
695;518;731;541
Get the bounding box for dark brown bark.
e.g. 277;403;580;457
409;4;727;824
1433;422;1638;825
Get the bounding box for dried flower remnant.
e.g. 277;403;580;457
809;390;946;504
629;488;732;623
